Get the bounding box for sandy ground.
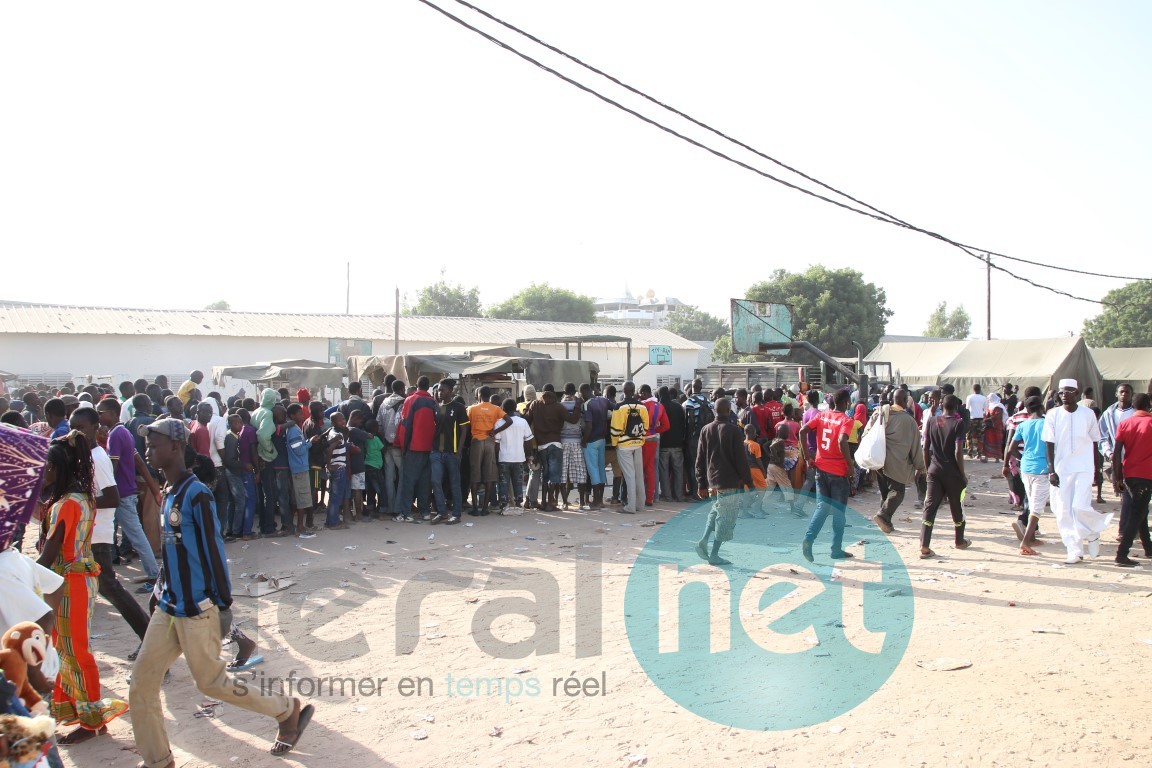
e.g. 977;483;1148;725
56;460;1152;768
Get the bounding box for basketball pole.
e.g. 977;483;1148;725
731;299;868;402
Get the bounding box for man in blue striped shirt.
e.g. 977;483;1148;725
130;418;313;767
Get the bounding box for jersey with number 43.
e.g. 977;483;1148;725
808;410;853;477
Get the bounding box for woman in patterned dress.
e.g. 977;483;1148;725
36;430;128;745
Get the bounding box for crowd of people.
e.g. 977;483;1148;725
0;368;1149;765
848;379;1151;567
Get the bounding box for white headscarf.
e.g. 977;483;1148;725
987;392;1008;426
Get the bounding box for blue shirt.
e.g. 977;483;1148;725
285;424;310;475
51;421;69;439
1013;417;1048;475
158;474;232;617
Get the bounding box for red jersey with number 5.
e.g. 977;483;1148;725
809;410;853;476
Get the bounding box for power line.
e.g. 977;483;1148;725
416;0;1134;305
956;248;1149;282
447;0;1152;287
448;0;909;230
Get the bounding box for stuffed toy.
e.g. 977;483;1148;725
0;625;48;717
0;713;55;768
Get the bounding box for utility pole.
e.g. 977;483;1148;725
394;287;400;355
346;262;351;315
985;252;991;340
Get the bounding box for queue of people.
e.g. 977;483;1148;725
1;369;1149;766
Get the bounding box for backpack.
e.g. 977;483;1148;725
684;396;715;436
623;404;647;442
380;402;403;444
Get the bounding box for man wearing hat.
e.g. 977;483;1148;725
1042;379;1113;564
1001;383;1018;417
131;417;314;766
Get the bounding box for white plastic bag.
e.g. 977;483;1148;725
856;407;887;470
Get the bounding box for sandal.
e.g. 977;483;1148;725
1020;545;1039;556
920;548;936;559
271;703;314;756
227;654;265;671
58;725;107;745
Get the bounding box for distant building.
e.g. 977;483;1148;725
594;288;685;327
0;301;702;393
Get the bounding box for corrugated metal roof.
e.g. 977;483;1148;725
0;302;700;350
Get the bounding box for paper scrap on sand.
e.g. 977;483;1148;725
242;575;296;597
916;658;972;671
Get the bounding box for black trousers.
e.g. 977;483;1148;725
921;470;966;549
1117;478;1152;559
92;542;150;640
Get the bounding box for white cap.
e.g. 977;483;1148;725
1058;378;1078;390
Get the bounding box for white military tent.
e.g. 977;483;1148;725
862;340;968;386
1090;347;1152;399
866;336;1102;397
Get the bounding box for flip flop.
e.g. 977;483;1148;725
1020;546;1039;556
271;703;314;756
227;654;265;671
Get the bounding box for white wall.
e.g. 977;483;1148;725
3;333;700;394
4;334;329;395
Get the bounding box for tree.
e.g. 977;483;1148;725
1082;281;1152;347
745;266;892;358
487;283;596;323
204;300;230;311
923;301;971;339
711;334;762;364
407;280;483;318
667;305;728;341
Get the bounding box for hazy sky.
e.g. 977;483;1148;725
3;1;1148;339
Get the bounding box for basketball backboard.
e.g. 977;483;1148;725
730;300;793;354
648;344;672;365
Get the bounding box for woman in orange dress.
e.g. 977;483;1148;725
36;430;128;745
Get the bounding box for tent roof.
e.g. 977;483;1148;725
938;337;1102;396
1090;347;1152;392
1087;347;1152;396
211;359;346;389
413;346;550;359
864;341;969;385
866;337;1103;396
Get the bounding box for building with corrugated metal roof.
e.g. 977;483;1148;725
0;302;703;392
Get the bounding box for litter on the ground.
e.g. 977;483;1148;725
916;658;973;671
242;574;296;597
